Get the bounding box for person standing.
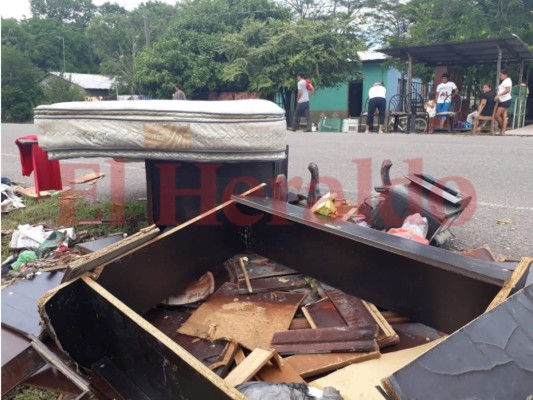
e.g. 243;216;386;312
173;84;186;100
435;73;458;129
425;93;437;134
473;83;496;134
364;82;386;134
292;72;313;132
494;70;512;136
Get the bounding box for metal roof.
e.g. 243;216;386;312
357;50;388;62
49;72;115;90
377;35;532;66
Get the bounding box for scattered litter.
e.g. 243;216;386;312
11;250;38;271
69;172;105;185
13;185;71;199
496;218;512;225
310;192;337;217
10;225;76;250
387;213;429;245
1;183;25;213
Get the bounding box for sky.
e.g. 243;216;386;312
0;0;177;20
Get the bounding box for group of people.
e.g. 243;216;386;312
425;70;513;135
174;69;515;136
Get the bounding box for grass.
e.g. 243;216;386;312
1;196;148;262
4;386;59;400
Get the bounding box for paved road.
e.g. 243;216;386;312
2;123;532;258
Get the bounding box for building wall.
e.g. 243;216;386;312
310;85;348;116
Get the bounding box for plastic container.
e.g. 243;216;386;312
318;117;342;132
342;119;359;133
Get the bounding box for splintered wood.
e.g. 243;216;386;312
178;283;305;350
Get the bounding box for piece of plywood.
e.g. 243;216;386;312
289;318;312;330
485;257;532;312
178;283;305;350
238;274;308;295
225;348;276;387
286;350;381;378
310;340;442;400
324;286;377;332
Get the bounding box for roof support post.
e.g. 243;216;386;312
407;53;415;132
496;46;502;91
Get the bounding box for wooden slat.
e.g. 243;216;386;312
486;257;532;312
303;298;347;328
225;348;276;387
286;351;381;378
362;301;399;348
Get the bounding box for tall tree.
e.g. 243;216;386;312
30;0;97;26
1;45;43;122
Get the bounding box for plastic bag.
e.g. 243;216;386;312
387;213;429;244
237;382;315;400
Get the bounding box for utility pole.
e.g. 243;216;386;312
58;36;66;72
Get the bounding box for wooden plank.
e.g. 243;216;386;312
486;257;532;312
289;317;312;330
225;348;275;387
273;339;377;355
238;257;253;294
310;340;443;400
63;224;160;282
30;337;90;392
383;285;533;400
272;326;376;344
286;351;381;378
178;283;305;350
238;274;308;294
302;298;347;328
256;356;305;383
324;286;378;332
362;301;399;348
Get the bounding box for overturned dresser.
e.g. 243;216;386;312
38;191;533;399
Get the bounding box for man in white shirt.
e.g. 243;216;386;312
435;73;458;128
364;82;387;134
292;72;313;132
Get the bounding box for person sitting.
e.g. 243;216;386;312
473;83;496;134
425;93;436;134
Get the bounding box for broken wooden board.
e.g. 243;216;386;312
461;247;497;262
486;257;532;312
256;356;305;383
178;283;305;350
143;308;232;369
362;300;399;348
70;172;105;184
63;224;160;282
225;256;299;284
39;276;247;400
302;297;347;328
382;284;533;400
238;274;309;295
271;327;378;355
289;318;312;330
13;186;71;199
381;323;444;354
160;271;215;306
310;340;443;400
225;348;278;386
1;271;64;337
75;235;124;255
323;286;378;331
285;350;381;378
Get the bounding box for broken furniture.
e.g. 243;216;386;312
35;189;526;399
361;161;472;245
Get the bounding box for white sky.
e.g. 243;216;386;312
1;0;178;20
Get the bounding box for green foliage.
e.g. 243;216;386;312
41;73;86;103
1;45;43;122
219;18;361;95
30;0;97;26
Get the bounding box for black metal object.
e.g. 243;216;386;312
361;173;472;244
232;196;507;334
146;150;288;226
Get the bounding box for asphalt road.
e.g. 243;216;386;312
2;123;532;258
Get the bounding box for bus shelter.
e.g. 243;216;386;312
378;34;532;131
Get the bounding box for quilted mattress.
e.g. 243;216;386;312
34;99;287;161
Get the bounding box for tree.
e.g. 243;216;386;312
41;74;86;104
134;0;294;99
30;0;97;26
1;45;43;122
87;2;178;94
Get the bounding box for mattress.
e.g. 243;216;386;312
34;99;287;161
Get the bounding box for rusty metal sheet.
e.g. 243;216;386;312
178;283;305;350
383;284;533;399
231;196;511;334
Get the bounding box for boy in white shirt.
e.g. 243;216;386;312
435;73;458;129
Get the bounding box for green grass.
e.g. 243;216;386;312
4;386;59;400
1;197;148;262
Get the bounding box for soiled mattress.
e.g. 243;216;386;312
34;99;287;161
